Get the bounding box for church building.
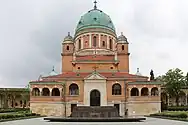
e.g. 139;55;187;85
29;1;162;117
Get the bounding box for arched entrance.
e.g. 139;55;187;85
90;89;100;106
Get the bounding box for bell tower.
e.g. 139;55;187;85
117;32;130;72
61;32;74;72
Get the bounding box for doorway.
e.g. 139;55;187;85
90;89;100;106
114;104;120;115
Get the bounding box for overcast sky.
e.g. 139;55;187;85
0;0;188;87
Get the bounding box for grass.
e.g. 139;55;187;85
149;111;188;122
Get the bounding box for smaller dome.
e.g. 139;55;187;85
118;32;128;43
135;68;142;76
48;66;58;76
64;32;73;41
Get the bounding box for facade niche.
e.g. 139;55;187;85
42;88;50;96
32;88;40;96
141;87;149;96
151;87;159;96
52;88;60;96
131;88;139;96
112;83;121;95
93;36;97;47
69;83;79;95
109;39;112;49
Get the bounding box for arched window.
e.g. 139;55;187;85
112;83;121;95
32;88;40;96
109;39;113;49
151;87;159;96
66;46;69;50
93;36;97;47
102;41;105;47
42;88;50;96
52;88;60;96
78;39;81;49
69;83;79;95
131;88;139;96
122;45;124;50
141;87;149;96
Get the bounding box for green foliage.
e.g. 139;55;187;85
167;106;188;111
186;72;188;86
0;108;30;113
0;111;40;120
150;112;188;118
163;68;185;106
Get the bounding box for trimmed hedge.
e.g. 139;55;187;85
150;112;188;118
0;112;40;120
0;108;30;113
167;106;188;111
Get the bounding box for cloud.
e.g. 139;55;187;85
0;0;188;87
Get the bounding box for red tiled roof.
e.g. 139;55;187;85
30;72;148;83
76;55;114;61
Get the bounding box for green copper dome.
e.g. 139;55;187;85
75;9;116;34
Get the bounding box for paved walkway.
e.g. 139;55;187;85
1;117;187;125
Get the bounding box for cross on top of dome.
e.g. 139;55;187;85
94;0;97;9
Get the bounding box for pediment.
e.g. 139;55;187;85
84;72;106;80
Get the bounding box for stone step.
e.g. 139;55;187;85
70;106;119;118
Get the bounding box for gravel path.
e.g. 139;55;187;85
1;117;187;125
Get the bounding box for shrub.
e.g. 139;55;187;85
150;112;187;119
0;108;30;113
0;112;40;120
167;106;188;111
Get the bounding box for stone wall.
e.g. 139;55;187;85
127;101;161;116
30;102;65;117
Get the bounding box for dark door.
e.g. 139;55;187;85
71;104;77;112
114;104;120;115
90;90;100;106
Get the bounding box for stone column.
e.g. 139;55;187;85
158;88;161;96
148;88;151;96
49;88;52;96
185;93;188;106
39;88;42;96
98;34;101;47
89;33;92;48
138;88;141;96
107;36;109;49
167;94;170;106
81;36;84;49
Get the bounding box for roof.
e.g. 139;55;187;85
75;9;115;34
128;81;163;85
30;72;149;83
118;32;128;43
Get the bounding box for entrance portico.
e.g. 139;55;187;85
83;72;107;106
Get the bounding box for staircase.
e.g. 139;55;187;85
70;106;120;118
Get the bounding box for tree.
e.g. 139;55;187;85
155;75;165;82
186;72;188;86
163;68;185;106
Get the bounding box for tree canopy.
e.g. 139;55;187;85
157;68;186;106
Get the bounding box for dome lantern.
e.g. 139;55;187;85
75;2;116;35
